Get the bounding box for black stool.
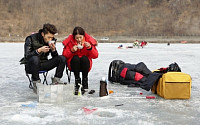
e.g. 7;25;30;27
26;70;48;89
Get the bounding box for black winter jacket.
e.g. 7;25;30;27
119;62;162;91
20;29;58;64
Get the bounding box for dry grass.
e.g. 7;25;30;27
0;0;200;42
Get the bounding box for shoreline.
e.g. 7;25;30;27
0;36;199;43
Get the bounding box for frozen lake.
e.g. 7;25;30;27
0;42;200;125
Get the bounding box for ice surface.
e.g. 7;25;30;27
0;42;200;125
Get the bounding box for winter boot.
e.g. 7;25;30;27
82;78;88;94
82;78;88;90
51;77;64;85
32;80;41;94
74;78;81;95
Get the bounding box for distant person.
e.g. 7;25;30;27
118;44;124;49
62;27;98;95
20;23;66;94
133;40;139;47
140;41;147;48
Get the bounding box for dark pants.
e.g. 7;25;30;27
70;55;90;79
26;55;66;81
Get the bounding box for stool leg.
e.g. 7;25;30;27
26;73;33;89
66;67;71;84
43;72;48;85
69;71;71;83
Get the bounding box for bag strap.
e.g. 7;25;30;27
153;73;163;94
108;62;113;81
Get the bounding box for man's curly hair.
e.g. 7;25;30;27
43;23;57;35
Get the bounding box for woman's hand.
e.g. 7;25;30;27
71;45;78;52
84;42;91;49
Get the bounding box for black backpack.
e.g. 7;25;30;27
168;62;181;72
108;60;125;83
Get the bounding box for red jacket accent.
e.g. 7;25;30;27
120;68;128;78
159;67;168;72
135;72;144;81
62;33;98;71
140;41;147;47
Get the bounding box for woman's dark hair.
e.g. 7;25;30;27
72;27;85;38
43;23;58;35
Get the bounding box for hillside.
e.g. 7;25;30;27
0;0;200;42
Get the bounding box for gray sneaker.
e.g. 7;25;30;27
32;80;41;94
51;77;64;85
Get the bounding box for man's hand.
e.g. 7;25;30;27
37;46;50;53
49;43;56;52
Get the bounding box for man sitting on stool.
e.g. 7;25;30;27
20;23;66;94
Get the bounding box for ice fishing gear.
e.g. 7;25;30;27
108;60;124;83
109;90;114;94
99;77;108;97
88;90;95;94
82;107;97;115
115;104;124;107
21;101;37;108
168;62;181;72
78;83;82;96
152;72;191;99
112;96;156;99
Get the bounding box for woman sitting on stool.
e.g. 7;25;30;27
62;27;99;95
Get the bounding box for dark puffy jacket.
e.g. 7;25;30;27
119;62;162;91
20;29;58;64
